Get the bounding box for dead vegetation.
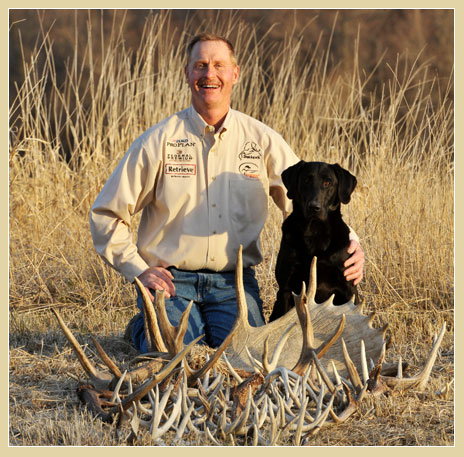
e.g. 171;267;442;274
9;11;454;446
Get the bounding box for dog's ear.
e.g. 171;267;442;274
332;164;357;204
281;161;306;200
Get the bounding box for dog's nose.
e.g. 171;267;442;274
308;202;321;212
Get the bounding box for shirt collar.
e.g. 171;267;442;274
188;105;233;138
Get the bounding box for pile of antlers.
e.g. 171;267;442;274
52;247;446;445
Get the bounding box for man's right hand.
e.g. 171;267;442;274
137;267;176;301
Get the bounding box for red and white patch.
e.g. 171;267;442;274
165;163;197;176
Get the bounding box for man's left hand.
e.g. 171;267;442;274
344;240;364;285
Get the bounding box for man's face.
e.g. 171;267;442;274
185;40;239;115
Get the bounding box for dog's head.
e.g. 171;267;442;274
282;161;357;220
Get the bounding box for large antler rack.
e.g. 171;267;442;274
51;246;446;444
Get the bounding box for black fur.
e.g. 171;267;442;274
269;160;359;322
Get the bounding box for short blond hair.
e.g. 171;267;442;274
186;33;237;66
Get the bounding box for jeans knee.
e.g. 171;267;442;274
247;300;265;326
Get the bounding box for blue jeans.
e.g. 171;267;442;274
131;267;265;352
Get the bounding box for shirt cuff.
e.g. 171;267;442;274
348;226;360;243
120;258;150;284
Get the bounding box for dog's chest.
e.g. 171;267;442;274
302;231;331;255
283;218;331;255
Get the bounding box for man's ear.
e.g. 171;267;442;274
332;163;357;204
282;161;305;200
232;65;240;85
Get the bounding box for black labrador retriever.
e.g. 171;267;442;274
269;160;359;322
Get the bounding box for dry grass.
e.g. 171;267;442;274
9;11;454;446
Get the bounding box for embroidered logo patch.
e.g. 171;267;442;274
166;151;194;162
165;163;197;176
166;138;196;148
239;162;260;179
239;141;262;160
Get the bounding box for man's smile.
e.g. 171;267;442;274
198;80;221;90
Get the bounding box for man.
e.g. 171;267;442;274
90;33;364;353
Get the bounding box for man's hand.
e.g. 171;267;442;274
137;266;176;301
344;240;364;285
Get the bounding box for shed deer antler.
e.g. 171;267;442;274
51;245;446;443
223;247;387;380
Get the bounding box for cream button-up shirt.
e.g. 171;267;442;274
89;106;301;282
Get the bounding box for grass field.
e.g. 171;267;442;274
9;12;454;445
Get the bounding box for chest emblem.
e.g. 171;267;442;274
239;141;262;160
166;138;196;148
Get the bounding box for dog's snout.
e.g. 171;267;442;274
308;201;321;212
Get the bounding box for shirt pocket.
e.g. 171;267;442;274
228;176;268;248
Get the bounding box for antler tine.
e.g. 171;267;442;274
291;283;315;375
331;361;342;389
154;289;194;356
306;257;318;302
262;322;297;374
382;321;447;391
396;356;403;379
90;336;123;379
360;339;369;384
315;314;346;359
262;337;271;374
175;300;194;351
341;338;363;393
142;301;153;352
353;298;365;314
51;308;112;388
312;354;336;393
153;290;178;354
414;322;447;390
133;277;168;353
235;245;251;327
221;353;243;384
245;346;263;372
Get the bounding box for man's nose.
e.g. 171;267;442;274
204;64;216;77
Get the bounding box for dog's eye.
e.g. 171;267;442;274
322;180;331;188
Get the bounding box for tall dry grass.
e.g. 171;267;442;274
9;11;454;445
